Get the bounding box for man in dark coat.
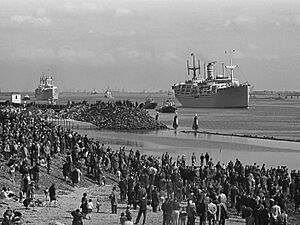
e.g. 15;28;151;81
81;193;88;219
49;183;57;207
162;198;172;225
151;186;160;212
110;186;118;214
71;209;84;225
134;195;148;225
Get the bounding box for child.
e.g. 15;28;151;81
86;199;93;220
96;197;101;213
120;212;126;225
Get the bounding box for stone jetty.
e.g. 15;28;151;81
61;100;167;130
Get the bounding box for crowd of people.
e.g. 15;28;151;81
0;105;299;225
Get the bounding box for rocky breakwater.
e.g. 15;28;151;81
62;100;167;130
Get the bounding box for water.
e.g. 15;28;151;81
60;92;300;170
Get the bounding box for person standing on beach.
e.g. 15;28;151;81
151;186;160;212
110;186;118;214
173;112;179;129
134;195;148;225
191;153;196;167
86;199;93;220
49;183;57;207
96;197;101;213
71;209;84;225
200;153;205;167
81;193;88;219
205;153;210;166
63;161;71;182
72;167;82;187
162;198;172;225
192;114;199;131
46;154;51;174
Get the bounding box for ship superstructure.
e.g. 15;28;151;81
172;52;249;108
35;75;58;103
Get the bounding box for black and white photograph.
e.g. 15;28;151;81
0;0;299;224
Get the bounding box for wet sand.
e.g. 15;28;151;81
65;120;300;170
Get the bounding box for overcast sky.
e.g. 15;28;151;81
0;0;299;92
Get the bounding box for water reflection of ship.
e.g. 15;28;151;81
35;74;58;103
172;51;249;108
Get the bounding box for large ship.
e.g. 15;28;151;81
172;51;249;108
35;75;58;102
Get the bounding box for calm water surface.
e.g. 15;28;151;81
60;92;300;170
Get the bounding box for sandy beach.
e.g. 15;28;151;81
0;183;245;225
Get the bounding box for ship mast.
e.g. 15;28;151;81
187;53;200;80
225;49;237;83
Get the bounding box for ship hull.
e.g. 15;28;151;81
157;106;177;113
175;85;249;108
35;87;58;101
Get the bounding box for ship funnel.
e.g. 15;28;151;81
207;62;216;80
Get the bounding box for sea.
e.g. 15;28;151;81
3;91;300;170
53;91;300;171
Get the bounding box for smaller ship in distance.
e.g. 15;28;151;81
157;99;177;113
142;97;158;109
35;74;58;103
104;88;113;98
91;89;98;95
23;94;30;101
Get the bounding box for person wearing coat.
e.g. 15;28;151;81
110;186;118;214
151;187;160;212
217;200;229;225
134;195;148;225
71;209;84;225
186;200;196;225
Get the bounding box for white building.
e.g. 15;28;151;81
11;93;22;104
